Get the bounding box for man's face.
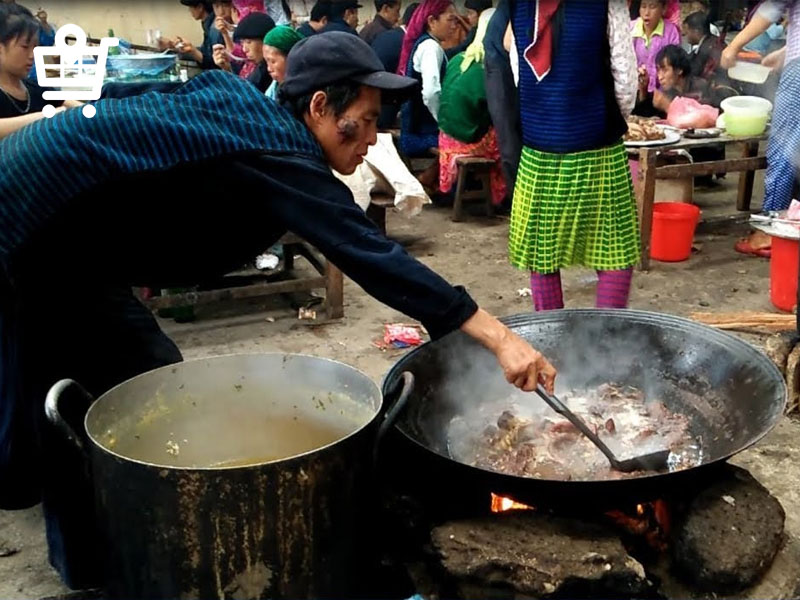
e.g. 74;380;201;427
466;8;479;28
308;86;380;175
686;27;702;45
189;5;206;20
344;7;359;28
382;2;401;26
657;59;680;90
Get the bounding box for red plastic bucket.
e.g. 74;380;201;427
650;202;701;262
770;235;799;313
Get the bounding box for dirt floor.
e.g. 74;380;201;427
1;172;798;599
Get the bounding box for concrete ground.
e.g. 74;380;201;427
1;173;796;599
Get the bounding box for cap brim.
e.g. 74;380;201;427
351;71;418;102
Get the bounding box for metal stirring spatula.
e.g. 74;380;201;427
535;385;670;473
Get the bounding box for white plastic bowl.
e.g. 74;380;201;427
719;96;773;136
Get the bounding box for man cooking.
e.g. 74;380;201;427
0;32;555;582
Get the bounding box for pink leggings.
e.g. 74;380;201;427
530;268;633;311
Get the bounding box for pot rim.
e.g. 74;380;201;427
85;352;383;471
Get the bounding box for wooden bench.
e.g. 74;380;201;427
452;156;495;222
144;233;344;319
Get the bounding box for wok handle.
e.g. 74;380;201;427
534;384;621;470
44;379;95;454
373;371;415;466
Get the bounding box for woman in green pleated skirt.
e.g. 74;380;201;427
506;0;641;311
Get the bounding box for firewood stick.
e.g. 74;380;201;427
690;312;796;331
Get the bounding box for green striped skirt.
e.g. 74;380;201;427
508;142;641;273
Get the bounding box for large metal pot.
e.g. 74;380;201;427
46;353;406;599
381;310;787;511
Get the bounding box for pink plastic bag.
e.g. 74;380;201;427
666;97;719;130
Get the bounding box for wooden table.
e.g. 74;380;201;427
633;133;768;270
145;233;344;319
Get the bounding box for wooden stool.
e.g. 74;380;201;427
452;157;495;222
366;193;395;235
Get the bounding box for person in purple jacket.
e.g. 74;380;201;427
631;0;681;93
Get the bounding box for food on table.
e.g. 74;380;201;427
624;116;667;142
447;383;702;481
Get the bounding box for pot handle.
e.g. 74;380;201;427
44;379;95;453
373;371;414;466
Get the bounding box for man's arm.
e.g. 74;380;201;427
721;2;789;68
235;153;556;391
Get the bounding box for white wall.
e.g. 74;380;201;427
36;0;398;47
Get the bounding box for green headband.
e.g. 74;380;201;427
263;25;304;55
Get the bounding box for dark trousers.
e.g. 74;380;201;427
5;281;182;587
484;52;522;194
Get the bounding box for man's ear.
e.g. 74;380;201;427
308;90;329;123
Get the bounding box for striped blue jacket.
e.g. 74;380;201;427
0;70;323;268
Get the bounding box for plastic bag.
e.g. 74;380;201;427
666;97;719;130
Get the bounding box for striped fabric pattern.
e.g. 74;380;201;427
764;58;800;212
509;142;640;273
0;70;322;264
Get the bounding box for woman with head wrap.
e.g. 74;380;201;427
437;8;506;206
397;0;457;189
262;25;304;100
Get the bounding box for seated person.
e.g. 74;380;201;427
397;0;458;191
0;4;80;140
397;0;456;157
160;0;222;69
213;12;275;92
684;11;726;79
372;2;419;128
437;8;506;207
297;1;329;36
632;0;681;95
262;25;304;100
652;44;734;114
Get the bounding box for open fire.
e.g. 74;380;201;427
490;493;533;513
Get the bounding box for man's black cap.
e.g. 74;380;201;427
179;0;211;7
282;31;417;100
234;12;276;42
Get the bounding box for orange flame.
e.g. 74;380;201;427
490;493;534;513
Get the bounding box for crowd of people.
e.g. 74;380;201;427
0;0;796;317
0;0;798;589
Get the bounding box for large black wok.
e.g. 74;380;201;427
381;310;786;510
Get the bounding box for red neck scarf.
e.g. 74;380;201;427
523;0;562;82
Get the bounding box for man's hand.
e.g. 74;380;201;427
212;44;231;71
720;46;738;69
215;17;232;34
494;329;557;393
460;309;557;393
157;37;176;50
175;37;194;54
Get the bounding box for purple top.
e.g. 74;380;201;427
631;17;682;92
758;0;800;64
